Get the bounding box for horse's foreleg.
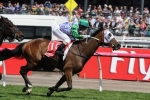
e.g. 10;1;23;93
47;74;66;96
47;69;73;96
56;69;73;91
20;66;33;94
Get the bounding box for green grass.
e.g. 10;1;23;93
0;85;150;100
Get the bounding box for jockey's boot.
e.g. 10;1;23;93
55;43;66;56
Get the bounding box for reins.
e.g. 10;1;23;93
69;36;103;59
69;28;104;59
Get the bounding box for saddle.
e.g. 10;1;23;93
45;40;73;62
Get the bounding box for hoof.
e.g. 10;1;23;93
22;87;27;92
26;92;30;95
47;91;53;97
26;88;32;95
48;87;53;91
49;86;56;91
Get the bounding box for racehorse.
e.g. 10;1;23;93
0;16;24;80
0;16;24;45
0;27;120;96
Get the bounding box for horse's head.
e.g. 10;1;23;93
91;28;121;50
0;16;24;43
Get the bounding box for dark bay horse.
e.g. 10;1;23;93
0;28;120;96
0;16;24;45
0;16;24;80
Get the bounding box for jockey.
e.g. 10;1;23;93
52;18;90;56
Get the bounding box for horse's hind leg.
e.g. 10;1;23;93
47;69;73;96
20;64;33;94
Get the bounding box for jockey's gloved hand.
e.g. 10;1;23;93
81;35;91;38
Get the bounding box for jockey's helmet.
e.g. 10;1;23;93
79;19;90;28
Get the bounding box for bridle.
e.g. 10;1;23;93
70;28;105;59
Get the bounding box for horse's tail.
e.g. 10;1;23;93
0;43;25;61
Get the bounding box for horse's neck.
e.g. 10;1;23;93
80;37;100;57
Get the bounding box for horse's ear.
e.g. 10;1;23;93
1;16;4;19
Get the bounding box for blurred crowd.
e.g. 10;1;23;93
0;1;150;37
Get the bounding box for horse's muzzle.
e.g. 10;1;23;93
113;44;121;50
16;35;24;42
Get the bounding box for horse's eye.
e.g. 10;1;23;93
108;33;112;37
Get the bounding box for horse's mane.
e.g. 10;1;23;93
73;40;81;44
91;28;103;37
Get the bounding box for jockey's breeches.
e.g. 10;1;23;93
52;25;71;44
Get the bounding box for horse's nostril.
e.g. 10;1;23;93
117;44;121;48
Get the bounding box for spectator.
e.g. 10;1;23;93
5;2;14;14
90;15;97;26
36;4;42;15
116;13;122;22
14;2;21;13
140;20;147;37
87;4;92;12
44;6;49;15
108;5;113;13
110;17;117;34
122;22;129;36
114;6;120;14
103;4;108;13
97;5;102;14
147;14;150;25
128;19;135;36
21;4;27;15
39;4;44;14
105;18;111;28
146;24;150;36
134;21;140;37
44;1;52;8
120;6;123;13
107;5;113;19
59;4;64;12
31;5;37;15
77;6;83;16
133;14;140;24
123;6;128;17
93;16;103;29
0;3;5;14
114;20;123;36
93;6;97;13
129;6;134;13
135;8;140;14
6;2;13;10
143;7;149;15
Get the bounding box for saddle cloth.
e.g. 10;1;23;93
45;40;73;60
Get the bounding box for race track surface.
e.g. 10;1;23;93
0;71;150;93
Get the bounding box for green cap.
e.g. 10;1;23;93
79;19;90;27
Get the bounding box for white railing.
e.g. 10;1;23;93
0;61;6;87
3;36;150;48
115;36;150;48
